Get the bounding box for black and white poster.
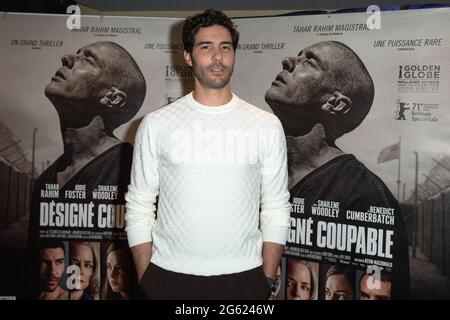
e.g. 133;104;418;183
0;8;449;299
232;8;450;300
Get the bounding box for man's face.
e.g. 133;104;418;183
360;274;391;300
185;25;235;90
265;42;343;136
286;259;312;300
106;250;131;293
39;248;65;292
45;42;119;107
71;244;94;291
325;274;354;300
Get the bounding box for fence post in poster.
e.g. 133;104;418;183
413;151;418;258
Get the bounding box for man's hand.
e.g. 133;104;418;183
262;242;283;279
130;241;153;283
262;242;284;300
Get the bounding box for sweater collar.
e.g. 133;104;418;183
187;91;238;114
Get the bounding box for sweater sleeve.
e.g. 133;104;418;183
259;119;291;245
125;114;160;247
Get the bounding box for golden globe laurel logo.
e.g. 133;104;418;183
395;64;440;122
397;64;440;93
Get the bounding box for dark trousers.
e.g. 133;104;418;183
139;263;271;300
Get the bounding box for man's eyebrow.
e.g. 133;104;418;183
306;50;321;61
195;41;212;46
195;41;232;46
78;48;104;67
84;48;103;66
306;50;325;69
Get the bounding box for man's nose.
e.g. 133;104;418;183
61;54;75;68
282;57;295;72
212;48;223;62
50;263;58;276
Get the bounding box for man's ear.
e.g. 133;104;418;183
99;87;127;109
321;91;352;115
184;50;192;67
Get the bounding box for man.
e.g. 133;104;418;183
38;240;68;300
40;40;146;189
265;41;411;299
324;265;354;300
359;272;392;300
28;41;146;299
125;9;290;300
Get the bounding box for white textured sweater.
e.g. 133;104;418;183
125;92;290;276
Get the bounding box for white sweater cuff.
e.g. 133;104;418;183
127;225;153;247
262;226;289;245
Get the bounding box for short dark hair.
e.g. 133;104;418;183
182;9;239;53
39;240;65;254
325;265;355;288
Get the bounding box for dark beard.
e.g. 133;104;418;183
192;61;233;89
